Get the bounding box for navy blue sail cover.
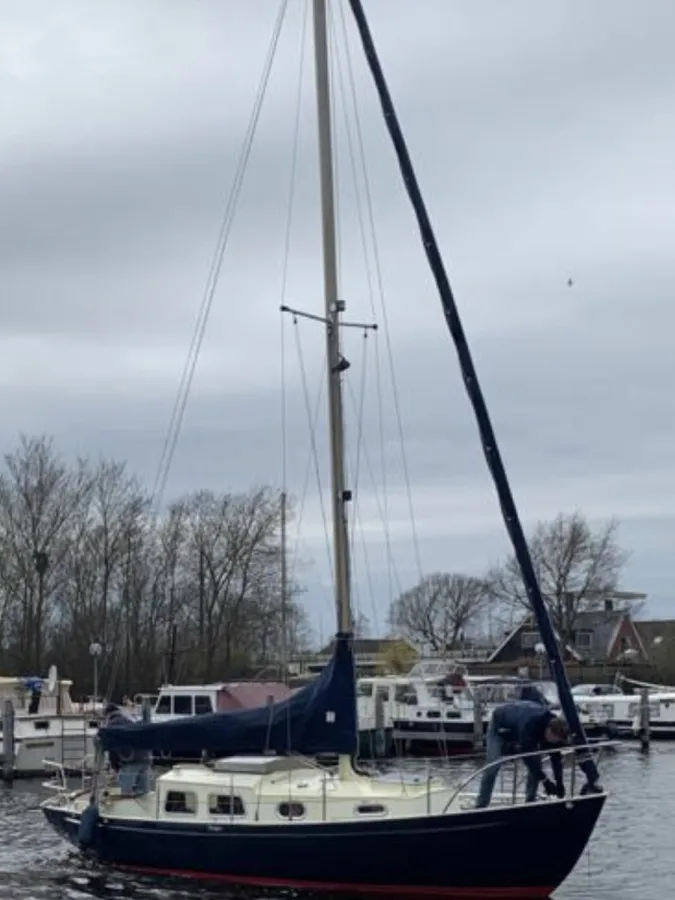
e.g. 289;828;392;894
98;632;358;757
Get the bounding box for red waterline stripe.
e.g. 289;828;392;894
117;863;553;899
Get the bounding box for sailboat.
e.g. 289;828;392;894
41;1;609;895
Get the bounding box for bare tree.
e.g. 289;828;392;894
0;435;92;671
353;611;371;639
487;511;630;645
0;434;310;696
388;573;490;652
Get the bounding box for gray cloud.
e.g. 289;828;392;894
1;0;674;638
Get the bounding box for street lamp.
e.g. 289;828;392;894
89;641;103;711
534;642;546;680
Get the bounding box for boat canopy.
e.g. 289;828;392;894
98;631;357;757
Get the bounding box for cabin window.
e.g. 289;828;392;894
33;720;50;731
628;702;660;719
194;695;213;715
356;803;387;816
209;794;246;816
357;682;373;697
164;790;197;814
575;631;593;651
521;631;539;649
394;684;417;704
173;696;192;716
155;695;171;715
277;802;306;820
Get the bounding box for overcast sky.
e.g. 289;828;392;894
2;0;674;643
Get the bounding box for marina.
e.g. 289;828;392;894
0;0;673;898
1;745;673;900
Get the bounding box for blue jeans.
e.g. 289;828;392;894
118;761;149;795
475;724;538;808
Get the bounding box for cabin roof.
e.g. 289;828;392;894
0;676;73;687
156;681;294;706
488;607;638;663
634;619;675;651
157;683;227;693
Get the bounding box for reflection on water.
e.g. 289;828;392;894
1;745;673;900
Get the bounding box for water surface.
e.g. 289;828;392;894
1;744;672;900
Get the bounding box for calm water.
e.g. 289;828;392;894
0;745;673;900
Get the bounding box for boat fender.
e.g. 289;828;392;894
78;802;100;848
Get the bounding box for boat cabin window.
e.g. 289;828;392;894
32;720;50;731
628;701;660;719
478;684;520;705
209;794;246;816
173;695;192;716
356;803;387;816
194;695;213;715
155;695;171;715
394;684;417;705
277;802;306;820
357;682;373;697
164;790;197;814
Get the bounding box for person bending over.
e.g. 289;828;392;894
475;700;569;808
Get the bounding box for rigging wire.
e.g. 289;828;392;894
347;0;600;788
291;316;334;584
345;376;404;599
340;330;369;627
344;331;383;632
336;3;425;585
348;332;369;593
280;0;309;498
329;14;387;632
327;7;343;295
290;364;327;564
149;0;290;520
279;0;309;700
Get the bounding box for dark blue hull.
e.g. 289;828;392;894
43;793;604;898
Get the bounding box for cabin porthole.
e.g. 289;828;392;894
277;801;306;821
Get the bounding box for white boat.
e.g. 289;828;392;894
0;666;99;777
40;2;608;895
572;682;675;738
361;666;612;755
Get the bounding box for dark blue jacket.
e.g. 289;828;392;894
103;707;149;769
518;684;551;707
492;700;564;786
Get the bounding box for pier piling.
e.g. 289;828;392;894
473;693;484;751
1;699;15;782
638;688;651;752
374;688;387;758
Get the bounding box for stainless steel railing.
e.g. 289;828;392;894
441;739;616;813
